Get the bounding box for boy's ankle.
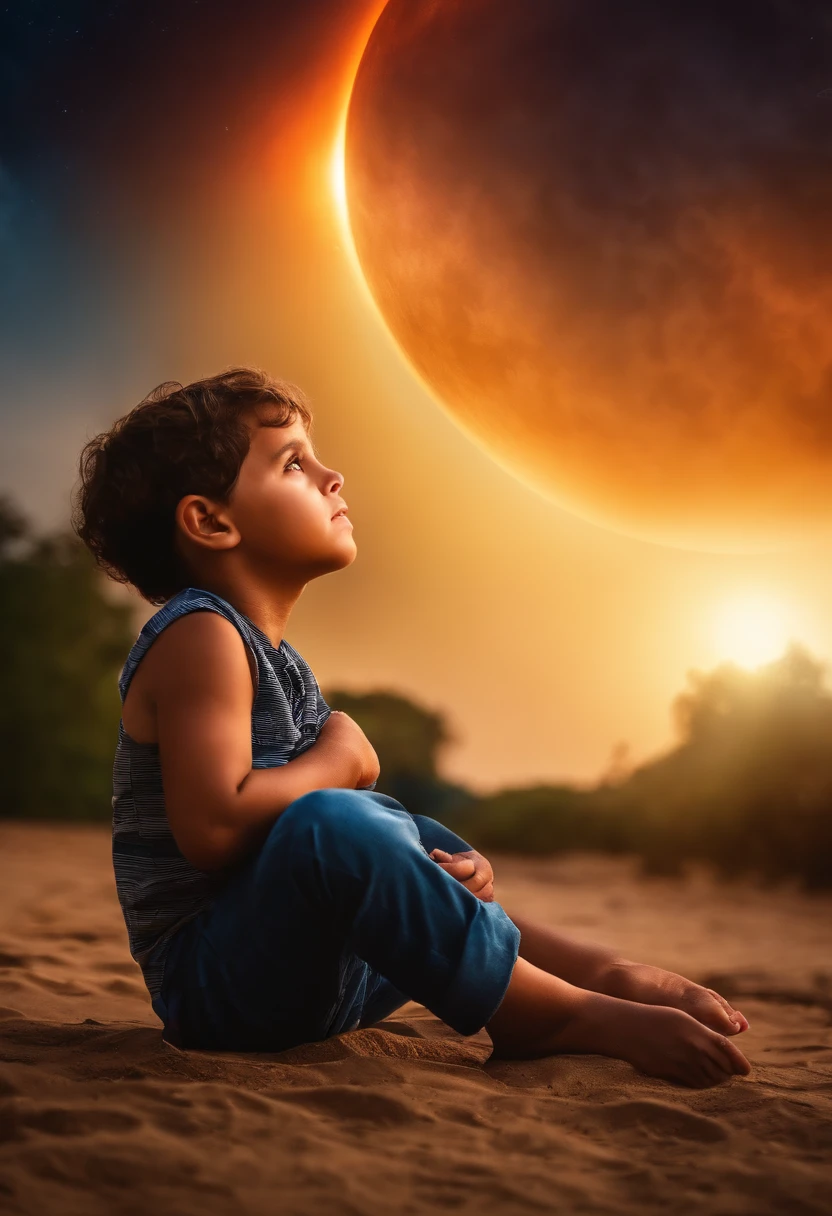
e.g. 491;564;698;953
486;966;606;1058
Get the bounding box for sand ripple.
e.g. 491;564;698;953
0;824;829;1214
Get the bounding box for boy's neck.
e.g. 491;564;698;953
188;568;307;650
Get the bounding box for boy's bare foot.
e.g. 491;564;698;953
486;956;752;1089
599;960;750;1037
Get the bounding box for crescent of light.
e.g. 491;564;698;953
330;1;391;327
328;0;537;474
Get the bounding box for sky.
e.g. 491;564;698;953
2;0;831;795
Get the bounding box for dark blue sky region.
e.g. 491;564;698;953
0;0;344;527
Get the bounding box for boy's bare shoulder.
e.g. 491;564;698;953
150;609;257;690
124;610;257;742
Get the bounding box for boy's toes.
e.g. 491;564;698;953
713;1033;752;1076
705;987;749;1033
686;988;746;1035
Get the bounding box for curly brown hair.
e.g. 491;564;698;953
71;365;313;605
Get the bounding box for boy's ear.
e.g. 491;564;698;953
176;495;240;551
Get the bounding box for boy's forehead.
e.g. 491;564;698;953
250;409;310;447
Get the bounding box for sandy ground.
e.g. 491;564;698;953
0;823;830;1216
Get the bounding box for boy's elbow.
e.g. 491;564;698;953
176;831;232;872
169;801;242;872
184;837;232;872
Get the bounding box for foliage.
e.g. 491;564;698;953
0;493;135;819
612;645;832;888
321;687;473;817
448;644;832;890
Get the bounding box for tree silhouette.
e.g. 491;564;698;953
445;644;832;889
321;687;473;817
0;495;135;819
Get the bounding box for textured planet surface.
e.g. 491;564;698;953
345;0;832;551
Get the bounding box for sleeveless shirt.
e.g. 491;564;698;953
111;586;372;1003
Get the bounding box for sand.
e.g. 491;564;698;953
0;823;830;1216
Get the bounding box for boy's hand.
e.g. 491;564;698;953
320;710;380;789
429;848;495;901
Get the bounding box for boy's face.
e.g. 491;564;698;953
222;407;357;579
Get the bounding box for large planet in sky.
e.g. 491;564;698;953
344;0;832;552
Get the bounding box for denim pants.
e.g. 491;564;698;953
153;788;521;1052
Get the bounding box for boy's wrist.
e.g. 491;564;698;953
309;727;364;789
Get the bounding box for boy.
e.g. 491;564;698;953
72;366;751;1088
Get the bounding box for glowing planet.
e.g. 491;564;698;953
344;0;832;552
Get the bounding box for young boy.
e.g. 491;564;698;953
73;366;751;1088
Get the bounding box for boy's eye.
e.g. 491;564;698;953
285;455;303;471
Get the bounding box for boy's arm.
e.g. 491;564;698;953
151;611;369;871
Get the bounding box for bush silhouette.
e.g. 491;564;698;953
321;687;473;818
614;645;832;888
0;494;135;819
449;644;832;890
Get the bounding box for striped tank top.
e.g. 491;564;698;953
112;586;363;1006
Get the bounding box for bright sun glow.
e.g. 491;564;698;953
327;0;390;314
712;593;796;669
330;115;349;235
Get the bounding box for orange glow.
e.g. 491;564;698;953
329;0;546;471
712;592;799;670
329;1;389;315
330;118;349;235
260;2;385;217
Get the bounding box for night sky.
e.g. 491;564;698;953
2;1;831;792
1;0;350;417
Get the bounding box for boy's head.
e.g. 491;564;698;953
72;365;356;605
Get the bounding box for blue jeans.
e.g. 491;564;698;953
153;789;521;1052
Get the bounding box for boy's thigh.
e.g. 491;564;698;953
166;893;369;1051
162;795;414;1050
165;914;367;1055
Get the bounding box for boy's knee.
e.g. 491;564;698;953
285;786;362;822
274;787;414;849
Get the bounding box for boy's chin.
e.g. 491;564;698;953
329;541;358;569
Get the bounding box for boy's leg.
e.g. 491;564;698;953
354;814;479;1028
353;812;478;1029
354;968;411;1028
160;788;520;1052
